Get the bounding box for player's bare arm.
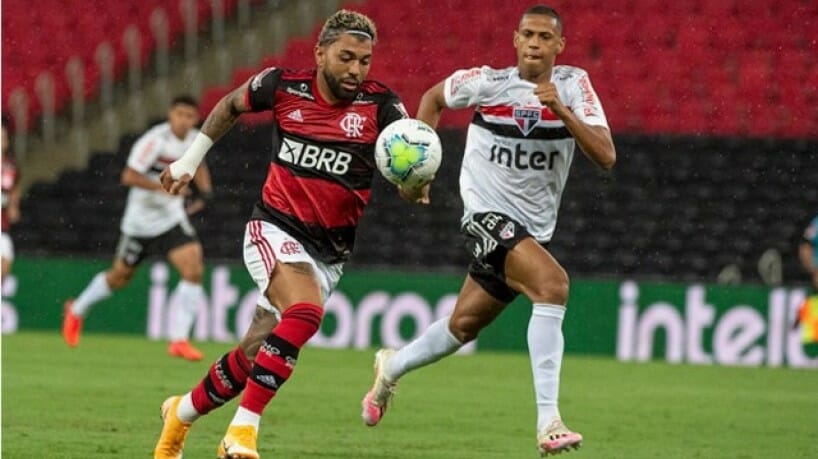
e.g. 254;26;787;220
121;166;166;192
159;82;252;195
7;182;20;224
416;81;447;130
200;83;252;140
534;77;615;170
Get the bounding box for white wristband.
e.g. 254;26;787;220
168;133;214;179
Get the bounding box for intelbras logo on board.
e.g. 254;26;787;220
616;281;817;368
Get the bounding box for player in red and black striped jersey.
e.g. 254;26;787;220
153;10;415;459
244;64;408;263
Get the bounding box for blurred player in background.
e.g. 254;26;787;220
799;215;818;290
153;10;413;459
361;5;616;456
794;214;818;341
62;95;212;361
1;121;21;282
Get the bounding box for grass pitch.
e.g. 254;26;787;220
2;332;817;458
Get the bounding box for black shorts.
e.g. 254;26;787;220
462;211;545;303
115;222;198;267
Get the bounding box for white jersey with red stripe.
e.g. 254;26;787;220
121;122;198;237
444;65;609;242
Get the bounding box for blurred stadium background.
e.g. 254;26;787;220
2;0;818;457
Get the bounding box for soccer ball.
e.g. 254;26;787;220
375;118;442;188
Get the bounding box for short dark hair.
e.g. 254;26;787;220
317;9;377;46
171;94;199;109
521;5;563;34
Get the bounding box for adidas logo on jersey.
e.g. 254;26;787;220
286;109;304;122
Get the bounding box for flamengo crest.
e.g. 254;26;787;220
340;112;366;138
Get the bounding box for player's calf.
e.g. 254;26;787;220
188;346;252;417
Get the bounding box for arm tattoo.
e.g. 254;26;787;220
252;306;269;325
201;90;243;140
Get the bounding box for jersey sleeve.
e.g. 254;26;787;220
377;92;409;129
565;71;610;129
443;67;486;109
245;67;283;112
126;131;162;173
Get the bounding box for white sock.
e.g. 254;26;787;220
385;316;463;381
176;392;201;423
167;280;204;342
230;406;261;430
528;303;566;432
70;272;113;318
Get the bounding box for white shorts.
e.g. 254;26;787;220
244;220;343;314
0;233;13;262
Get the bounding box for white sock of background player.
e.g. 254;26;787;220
166;280;205;342
70;272;113;317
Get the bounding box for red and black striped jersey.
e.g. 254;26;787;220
245;67;407;263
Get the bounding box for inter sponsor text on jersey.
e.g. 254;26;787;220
245;67;407;263
121;122;198;237
1;154;19;232
444;65;609;242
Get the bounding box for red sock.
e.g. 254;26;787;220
190;346;251;415
239;303;323;415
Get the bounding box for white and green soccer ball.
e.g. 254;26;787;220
375;118;442;188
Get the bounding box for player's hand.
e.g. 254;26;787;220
533;81;567;115
398;182;431;205
159;167;192;195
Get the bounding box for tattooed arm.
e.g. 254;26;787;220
200;84;251;141
159;83;253;195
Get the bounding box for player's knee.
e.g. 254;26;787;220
179;262;204;283
106;270;132;290
448;315;481;343
528;270;570;306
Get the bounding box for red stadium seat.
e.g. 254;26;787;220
4;0;813;138
1;0;244;131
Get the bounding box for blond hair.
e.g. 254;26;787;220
317;9;377;46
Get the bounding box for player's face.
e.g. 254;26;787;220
316;32;373;100
514;14;565;77
167;104;200;138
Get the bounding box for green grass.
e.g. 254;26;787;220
3;332;817;458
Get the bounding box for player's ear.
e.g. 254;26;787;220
513;30;520;48
314;44;325;67
556;36;565;54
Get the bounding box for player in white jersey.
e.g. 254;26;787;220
362;5;616;456
62;96;213;361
